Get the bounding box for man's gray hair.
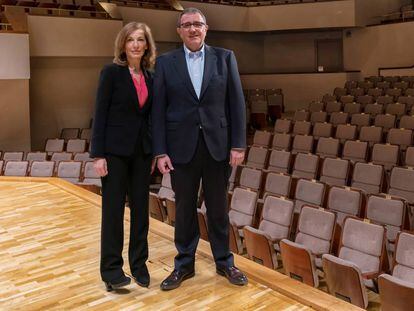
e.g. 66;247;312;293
177;7;207;27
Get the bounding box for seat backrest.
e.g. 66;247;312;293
367;88;383;99
377;95;394;105
343;102;361;114
405;146;414;167
294;179;325;213
83;161;100;179
364;103;383;116
322;94;336;104
316;137;339;158
340;95;355;105
229;187;258;226
292;153;318;179
66;139;87;153
351;113;370;129
386;103;406;117
371;143;399;171
310;111;327;124
3;161;28;176
387;128;413;150
246;146;268;169
30;161;55;177
335;124;357;143
263;172;291;197
325;101;342;114
320;157;350;187
342;140;368;163
26;152;47;163
45;138;65;155
392;231;414;283
312;122;332;139
291;135;313;154
358;126;383;146
389;167;414;204
80;128;92;141
366;194;406;247
339;217;386;275
334;87;348;98
374;114;396;131
292;121;311;136
295;206;336;255
329;111;349;126
259;196;294;241
351;162;384;194
271;133;292;151
356;95;373;105
327;186;363;225
349;88;364;97
3;151;24;162
239;167;262;191
158;173;175;200
253;130;272;147
293;110;309;122
73;152;93;164
308;101;324;113
274;119;292;133
267;149;291;173
60;128;80;140
57;161;82;182
399;115;414;130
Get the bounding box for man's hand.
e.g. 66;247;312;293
157;155;174;174
93;158;108;177
229;149;245;167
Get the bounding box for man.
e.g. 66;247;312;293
152;7;247;291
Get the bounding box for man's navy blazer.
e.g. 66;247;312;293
152;45;246;164
91;63;153;158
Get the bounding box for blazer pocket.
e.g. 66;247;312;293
220;117;228;128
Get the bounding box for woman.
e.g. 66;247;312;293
90;22;156;291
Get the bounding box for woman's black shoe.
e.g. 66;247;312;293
132;265;150;288
104;275;131;292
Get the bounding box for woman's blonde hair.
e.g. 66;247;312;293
113;22;156;70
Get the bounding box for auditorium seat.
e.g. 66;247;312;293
272;133;292;151
374;113;396;133
60;128;80;141
229;187;258;254
356;95;373;106
312;122;332;139
293;178;325;214
371;143;399;171
57;161;82;183
280;206;336;287
393;82;409;90
243;196;294;269
359;126;383;147
342;140;368;163
292;153;318;179
377;81;390;90
349;88;364;98
343;102;361;115
326;186;364;226
80;161;101;187
3;161;29;176
388;167;414;227
367;88;384;99
319;157;350;187
157;173;174;201
262;172;291;198
351;113;370;130
267;91;284;121
340;95;355;105
329;111;348;126
310;111;327;124
364;103;384;117
345;80;358;90
325;101;342;114
315;137;339;159
399;115;414;130
307;101;324;113
274;119;292;134
335;124;357;144
0;160;3;174
378;231;414;311
397;96;414;111
266;149;291;174
26;151;47;165
292;120;311;136
238;167;262;192
358;80;374;90
45;138;65;156
51;152;72;172
385;103;406;119
2;151;24;162
322;217;387;309
293;110;309;122
245;146;268;169
322;94;336;104
365;194;408;253
351;162;384;194
387;128;413;151
252;130;272;147
334;87;347;99
291;135;313;154
250;99;268;129
384;76;399;84
73;152;93;168
66;138;87;153
404;88;414;96
404;146;414;167
29;161;54;177
385;88;402;100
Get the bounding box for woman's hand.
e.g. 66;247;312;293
93;158;108;177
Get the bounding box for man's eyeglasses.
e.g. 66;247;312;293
180;22;206;30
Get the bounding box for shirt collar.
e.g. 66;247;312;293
183;44;205;59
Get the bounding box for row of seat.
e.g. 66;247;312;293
59;127;91;141
0;151;92;168
309;99;414;117
330;86;414;100
44;138;90;155
0;160;100;186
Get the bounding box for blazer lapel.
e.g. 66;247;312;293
200;45;217;100
172;48;198;101
121;66;140;113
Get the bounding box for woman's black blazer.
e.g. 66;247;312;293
91;63;153;158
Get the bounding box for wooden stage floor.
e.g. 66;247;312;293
0;177;362;310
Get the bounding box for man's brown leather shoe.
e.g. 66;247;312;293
216;266;248;286
160;270;195;291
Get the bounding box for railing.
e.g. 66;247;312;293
1;5;111;19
